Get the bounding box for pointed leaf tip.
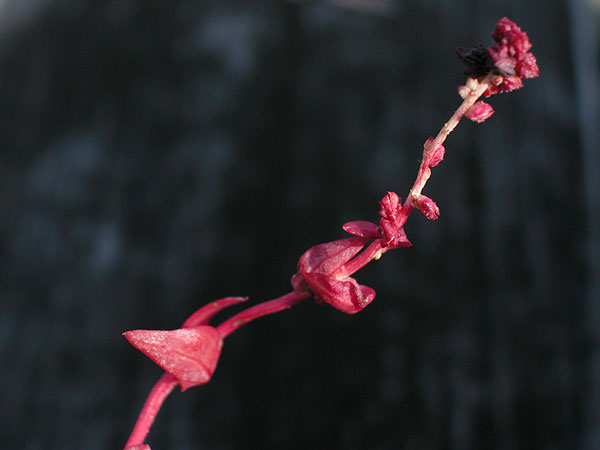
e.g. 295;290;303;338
342;221;379;239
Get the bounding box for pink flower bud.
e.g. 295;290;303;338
465;100;495;123
123;326;223;391
457;19;537;98
378;191;412;249
500;75;524;93
491;75;504;86
491;17;533;54
518;52;539;79
485;17;538;95
423;137;446;167
125;445;151;450
413;194;440;220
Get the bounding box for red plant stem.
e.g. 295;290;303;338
123;72;499;450
123;292;309;448
182;296;248;328
334;75;494;283
216;291;311;338
405;73;494;210
330;75;494;283
123;373;178;449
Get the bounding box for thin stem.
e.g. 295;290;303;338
123;292;309;448
216;291;311;338
182;296;248;328
123;373;178;449
123;70;497;450
407;73;494;204
331;76;493;285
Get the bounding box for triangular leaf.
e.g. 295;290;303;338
124;326;223;391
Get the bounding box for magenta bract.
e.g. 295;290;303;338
293;237;376;314
123;326;223;391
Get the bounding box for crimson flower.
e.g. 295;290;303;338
485;17;539;95
456;17;538;99
422;137;446;168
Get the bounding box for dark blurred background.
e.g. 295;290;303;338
1;0;599;449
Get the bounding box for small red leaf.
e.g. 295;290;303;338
342;220;379;239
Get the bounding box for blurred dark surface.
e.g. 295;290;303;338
1;0;599;449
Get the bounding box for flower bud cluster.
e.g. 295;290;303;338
484;17;539;95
